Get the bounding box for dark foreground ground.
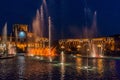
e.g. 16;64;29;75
0;54;120;80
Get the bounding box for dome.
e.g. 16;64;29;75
18;31;26;38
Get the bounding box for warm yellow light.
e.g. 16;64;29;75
27;47;56;57
77;45;81;48
97;44;101;48
61;46;65;49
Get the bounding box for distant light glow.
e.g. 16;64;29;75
27;47;56;57
100;55;103;57
19;31;26;38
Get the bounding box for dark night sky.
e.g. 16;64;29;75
0;0;120;39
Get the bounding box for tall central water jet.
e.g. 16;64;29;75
48;16;51;50
48;16;52;62
40;5;44;38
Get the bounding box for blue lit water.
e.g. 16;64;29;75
0;55;120;80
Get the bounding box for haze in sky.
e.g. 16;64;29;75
0;0;120;39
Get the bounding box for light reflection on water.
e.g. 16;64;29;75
60;51;65;80
0;54;120;80
17;56;25;80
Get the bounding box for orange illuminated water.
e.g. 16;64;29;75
27;47;56;57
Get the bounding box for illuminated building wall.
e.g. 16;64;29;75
12;24;49;52
59;37;115;52
13;24;28;42
13;24;28;32
113;35;120;51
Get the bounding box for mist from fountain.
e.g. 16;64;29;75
32;9;42;39
43;0;48;16
2;23;7;43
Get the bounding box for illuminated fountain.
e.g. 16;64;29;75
0;23;16;56
2;23;7;43
48;16;53;62
78;11;101;71
60;51;65;65
83;11;104;58
28;47;56;57
60;52;65;80
8;44;16;55
0;23;8;56
91;11;104;58
27;0;56;60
